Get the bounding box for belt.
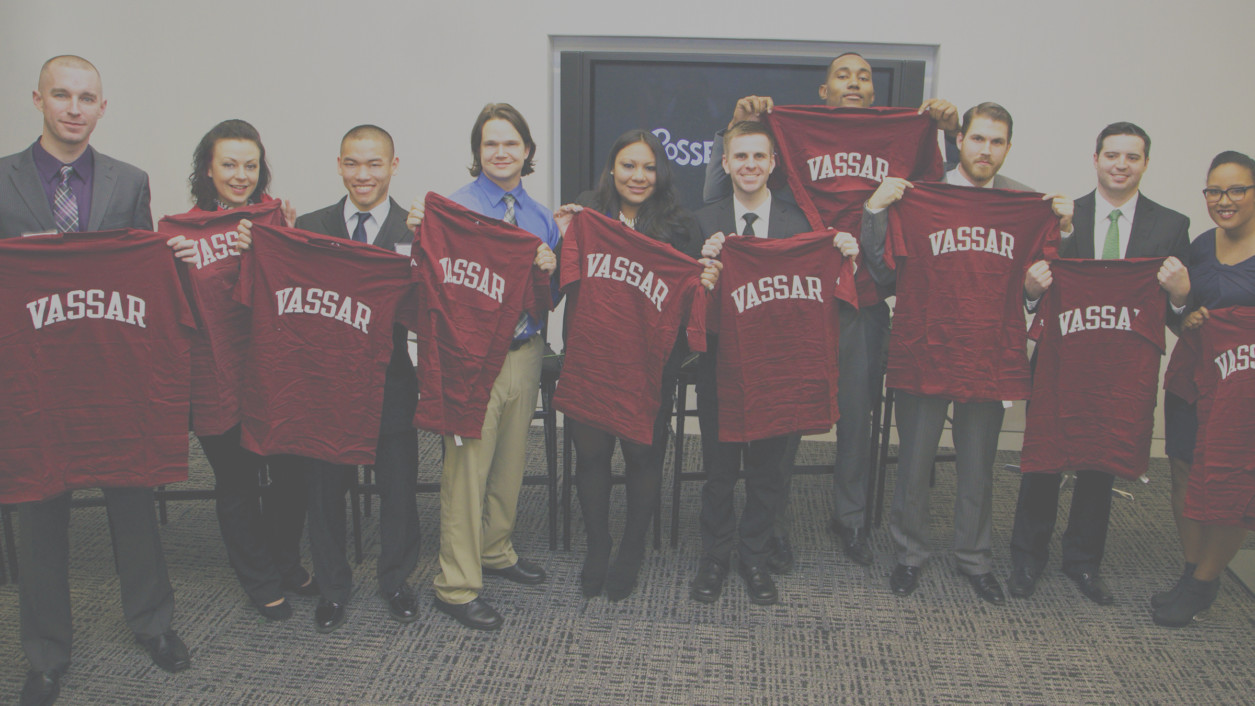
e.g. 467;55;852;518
509;333;539;351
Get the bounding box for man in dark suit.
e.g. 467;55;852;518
689;121;841;604
703;53;963;571
1;55;189;706
862;102;1074;606
1008;122;1190;605
284;125;421;632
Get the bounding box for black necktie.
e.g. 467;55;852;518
742;212;759;236
352;212;370;243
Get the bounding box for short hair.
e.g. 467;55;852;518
38;55;101;91
723;120;776;153
1208;150;1255;182
341;124;395;158
468;103;536;178
827;52;868;75
959;102;1014;142
188;119;272;211
1095;122;1151;159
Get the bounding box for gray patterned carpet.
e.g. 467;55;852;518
1;430;1252;705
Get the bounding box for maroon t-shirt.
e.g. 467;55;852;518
712;231;857;442
158;200;284;435
765;106;943;306
235;223;417;464
765;105;944;221
554;209;707;445
885;181;1059;402
407;192;551;438
1184;306;1255;530
1020;259;1167;479
0;229;195;503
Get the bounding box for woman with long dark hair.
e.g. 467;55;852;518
1155;150;1255;626
165;119;311;621
556;129;717;600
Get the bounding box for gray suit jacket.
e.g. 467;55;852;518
0;144;152;237
860;168;1034;285
694;193;811;240
294;196;417;434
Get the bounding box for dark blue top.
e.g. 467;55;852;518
31;139;94;230
1189;228;1255;309
449;173;561;341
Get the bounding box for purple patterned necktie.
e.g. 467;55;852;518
503;193;530;340
54;165;79;233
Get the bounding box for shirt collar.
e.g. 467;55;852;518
342;195;392;228
475;172;526;209
32;139;94;183
1097;190;1139;222
733;192;772;232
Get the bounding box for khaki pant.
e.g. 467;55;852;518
434;335;543;604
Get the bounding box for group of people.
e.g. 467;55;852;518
1;51;1251;706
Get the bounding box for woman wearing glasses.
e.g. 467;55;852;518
1155;150;1255;626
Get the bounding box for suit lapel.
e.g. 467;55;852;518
372;198;411;251
717;196;737;237
325;197;352;240
1071;192;1096;259
1125;196;1158;258
767;198;792;239
10;149;56;231
88;150;116;231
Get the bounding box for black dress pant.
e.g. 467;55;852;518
304;427;420;604
199;425;308;606
1010;469;1115;574
18;487;174;673
695;337;788;567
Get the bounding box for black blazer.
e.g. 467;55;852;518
0;145;152;237
694;193;811;240
294;197;417;434
1065;191;1190;261
1065;190;1190;325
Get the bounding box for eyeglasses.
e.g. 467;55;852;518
1202;185;1254;202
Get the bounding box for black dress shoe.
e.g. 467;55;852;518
483;559;546;585
434;596;503;631
890;564;921;597
1007;565;1040;599
766;536;795;575
1064;569;1114;606
690;557;728;604
256;598;293;621
1151;563;1196;609
135;630;191;672
383;584;420;623
281;574;320;597
1153;575;1220;627
20;670;60;706
967;572;1006;606
314;600;348;633
840;526;875;567
738;562;779;605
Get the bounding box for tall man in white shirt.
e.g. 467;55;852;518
1008;122;1190;605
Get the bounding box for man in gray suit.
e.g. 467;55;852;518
0;55;189;706
282;125;421;633
861;102;1074;605
689;121;817;604
1008;122;1190;605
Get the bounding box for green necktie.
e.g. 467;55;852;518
1101;208;1122;259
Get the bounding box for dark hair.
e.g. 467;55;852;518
589;129;688;244
1208;150;1255;181
342;124;394;157
1095;122;1150;158
723;120;776;153
468;103;536;177
959;102;1014;142
827;52;867;75
189;119;271;210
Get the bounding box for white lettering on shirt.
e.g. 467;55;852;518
1215;343;1254;380
927;226;1016;260
27;290;147;329
438;257;505;303
806;152;890;183
585;252;670;311
274;287;371;333
1058;305;1138;336
730;275;824;313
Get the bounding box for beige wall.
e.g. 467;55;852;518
4;0;1251;450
